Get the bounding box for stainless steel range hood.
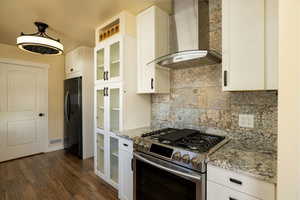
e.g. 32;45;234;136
148;0;221;69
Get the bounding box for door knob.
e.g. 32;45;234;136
39;113;45;117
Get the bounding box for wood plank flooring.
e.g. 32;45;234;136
0;150;118;200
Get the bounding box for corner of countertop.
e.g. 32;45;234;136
207;138;277;184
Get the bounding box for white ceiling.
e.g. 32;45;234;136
0;0;171;52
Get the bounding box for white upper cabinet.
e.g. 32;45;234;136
137;6;170;94
265;0;279;90
95;35;122;84
65;47;85;77
94;11;136;85
222;0;278;91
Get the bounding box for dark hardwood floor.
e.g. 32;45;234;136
0;150;118;200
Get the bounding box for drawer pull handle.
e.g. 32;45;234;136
229;197;238;200
229;178;242;185
123;143;128;147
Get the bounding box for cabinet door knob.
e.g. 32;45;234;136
70;68;74;72
151;78;154;90
39;113;45;117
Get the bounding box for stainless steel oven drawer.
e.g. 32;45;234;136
133;152;206;200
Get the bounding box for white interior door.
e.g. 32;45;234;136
0;61;48;162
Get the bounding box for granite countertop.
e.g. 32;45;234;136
208;137;277;184
117;127;277;184
116;126;160;140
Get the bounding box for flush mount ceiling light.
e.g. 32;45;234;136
17;22;63;55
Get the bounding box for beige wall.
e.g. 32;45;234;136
0;43;65;143
277;0;300;199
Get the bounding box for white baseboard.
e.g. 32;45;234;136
47;144;64;152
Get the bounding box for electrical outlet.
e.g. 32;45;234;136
239;114;254;128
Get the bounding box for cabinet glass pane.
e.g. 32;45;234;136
109;42;120;78
97;89;104;129
110;88;120;132
110;137;119;184
97;48;105;80
97;134;105;173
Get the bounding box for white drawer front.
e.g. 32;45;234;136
207;164;275;200
208;181;260;200
119;138;133;152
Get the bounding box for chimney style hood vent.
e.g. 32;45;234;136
148;0;221;69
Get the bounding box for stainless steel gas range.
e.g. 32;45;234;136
132;128;229;200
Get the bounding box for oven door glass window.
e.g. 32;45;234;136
135;159;197;200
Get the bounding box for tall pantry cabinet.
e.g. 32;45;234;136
94;11;151;189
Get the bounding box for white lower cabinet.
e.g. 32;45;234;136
118;138;133;200
95;133;134;199
207;164;276;200
95;132;119;189
208;181;259;200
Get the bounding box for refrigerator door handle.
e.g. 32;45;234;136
64;91;70;121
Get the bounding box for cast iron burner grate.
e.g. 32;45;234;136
175;133;225;152
142;128;225;153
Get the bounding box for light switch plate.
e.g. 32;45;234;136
239;114;254;128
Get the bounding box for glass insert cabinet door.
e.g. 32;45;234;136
109;88;120;132
96;88;105;130
109;41;120;80
97;133;105;174
110;136;119;184
96;48;105;81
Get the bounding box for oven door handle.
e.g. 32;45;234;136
133;153;201;181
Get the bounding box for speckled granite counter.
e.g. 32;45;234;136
116;127;158;140
208;136;277;184
116;127;277;184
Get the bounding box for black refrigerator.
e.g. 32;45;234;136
64;77;83;158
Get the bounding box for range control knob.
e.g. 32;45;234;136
134;138;140;145
172;152;181;161
143;143;151;151
182;154;190;164
191;157;202;168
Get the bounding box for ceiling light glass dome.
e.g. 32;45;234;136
16;22;63;55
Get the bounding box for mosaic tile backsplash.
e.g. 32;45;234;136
151;0;278;140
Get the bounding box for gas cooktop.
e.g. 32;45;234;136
134;128;229;172
141;128;225;153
